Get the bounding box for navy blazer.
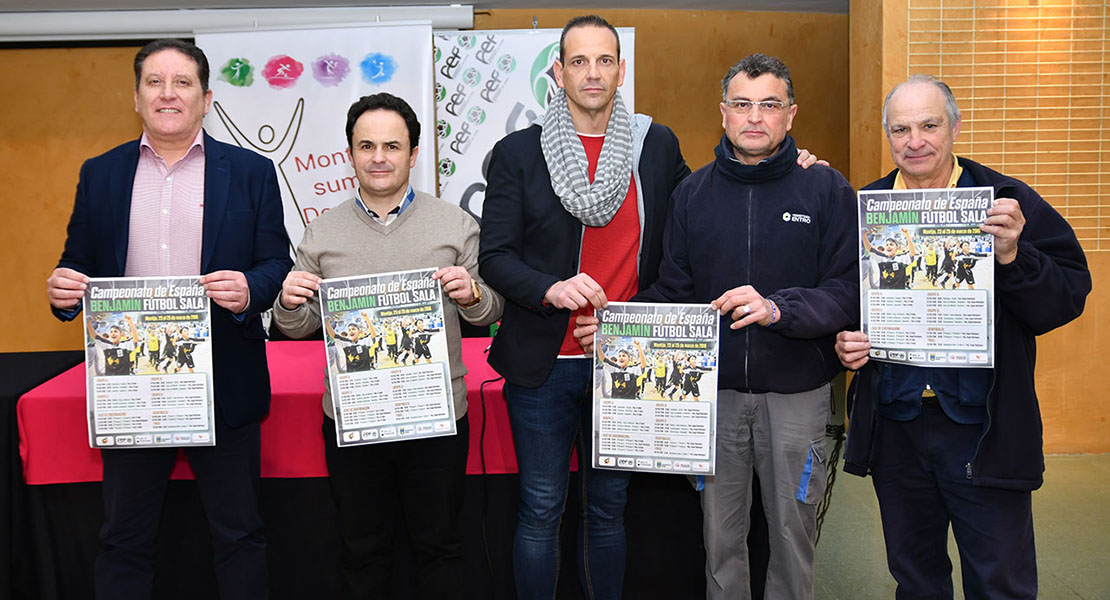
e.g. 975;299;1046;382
479;122;689;387
54;132;293;428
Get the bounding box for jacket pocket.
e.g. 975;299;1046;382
957;368;991;407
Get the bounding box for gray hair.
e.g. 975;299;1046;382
720;53;794;105
882;74;961;134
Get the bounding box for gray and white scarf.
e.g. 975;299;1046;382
540;88;634;227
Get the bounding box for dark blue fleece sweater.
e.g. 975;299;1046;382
638;134;859;393
845;157;1091;490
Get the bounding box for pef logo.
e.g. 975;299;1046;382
475;34;502;65
782;211;812;224
444;83;470;117
439;46;464;80
530;42;561;110
479;68;507;103
449;120;476;155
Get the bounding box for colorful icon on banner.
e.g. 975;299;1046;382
438;158;456;177
530;42;561;109
457;34;477;49
497;54;517;73
312;54;351;87
262;55;304;89
436;120;451;139
360;53;396;85
435;83;447;102
218;58;254;87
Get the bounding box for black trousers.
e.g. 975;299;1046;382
871;404;1036;599
97;419;267;600
323;415;468;600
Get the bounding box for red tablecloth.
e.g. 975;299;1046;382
18;338;521;484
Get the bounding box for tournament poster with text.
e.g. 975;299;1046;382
592;302;718;475
859;187;996;367
82;277;215;449
433;28;635;221
319;268;455;447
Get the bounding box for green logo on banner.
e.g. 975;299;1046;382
434;46;442;63
466;106;486;125
458;35;476;49
438;158;456;177
497;54;517;73
530;42;561;109
462;67;482;87
436;119;451;139
435;82;447;102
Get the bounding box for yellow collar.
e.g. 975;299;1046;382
893;154;962;189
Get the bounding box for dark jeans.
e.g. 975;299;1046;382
872;404;1037;600
505;358;630;600
322;415;468;600
97;420;267;600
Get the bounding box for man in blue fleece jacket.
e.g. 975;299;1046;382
835;76;1090;599
582;53;858;600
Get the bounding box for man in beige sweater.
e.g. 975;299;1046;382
272;93;501;598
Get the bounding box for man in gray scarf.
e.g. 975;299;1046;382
479;16;688;600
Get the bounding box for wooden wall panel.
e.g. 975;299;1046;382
851;0;1109;453
476;9;850;171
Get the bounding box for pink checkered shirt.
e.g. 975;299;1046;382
124;131;205;277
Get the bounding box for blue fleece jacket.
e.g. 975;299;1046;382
638;134;859;393
844;157;1091;490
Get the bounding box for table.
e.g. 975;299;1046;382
13;339;705;599
18;338;520;484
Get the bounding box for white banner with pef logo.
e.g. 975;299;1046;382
196;22;436;249
432;28;635;221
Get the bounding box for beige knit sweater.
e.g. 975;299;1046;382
271;191;503;419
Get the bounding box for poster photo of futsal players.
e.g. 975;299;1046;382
82;277;215;449
319;269;455;447
858;187;996;368
592;302;719;476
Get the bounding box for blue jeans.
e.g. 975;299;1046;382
505;358;630;600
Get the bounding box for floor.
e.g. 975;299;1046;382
813;452;1110;599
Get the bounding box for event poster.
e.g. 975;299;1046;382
319;268;455;447
432;28;635;221
592;302;718;475
858;187;996;367
196;22;436;248
82;277;215;449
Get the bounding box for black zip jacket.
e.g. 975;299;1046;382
844;157;1091;490
638;134;858;393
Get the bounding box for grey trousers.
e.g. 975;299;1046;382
701;385;830;600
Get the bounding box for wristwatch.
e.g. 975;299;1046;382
456;279;482;308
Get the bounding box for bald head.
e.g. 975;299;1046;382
883;78;963;189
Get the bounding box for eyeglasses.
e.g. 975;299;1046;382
723;99;788;114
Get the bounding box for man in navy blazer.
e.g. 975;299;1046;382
46;39;291;599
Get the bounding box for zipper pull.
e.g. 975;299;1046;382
965;462;973;479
